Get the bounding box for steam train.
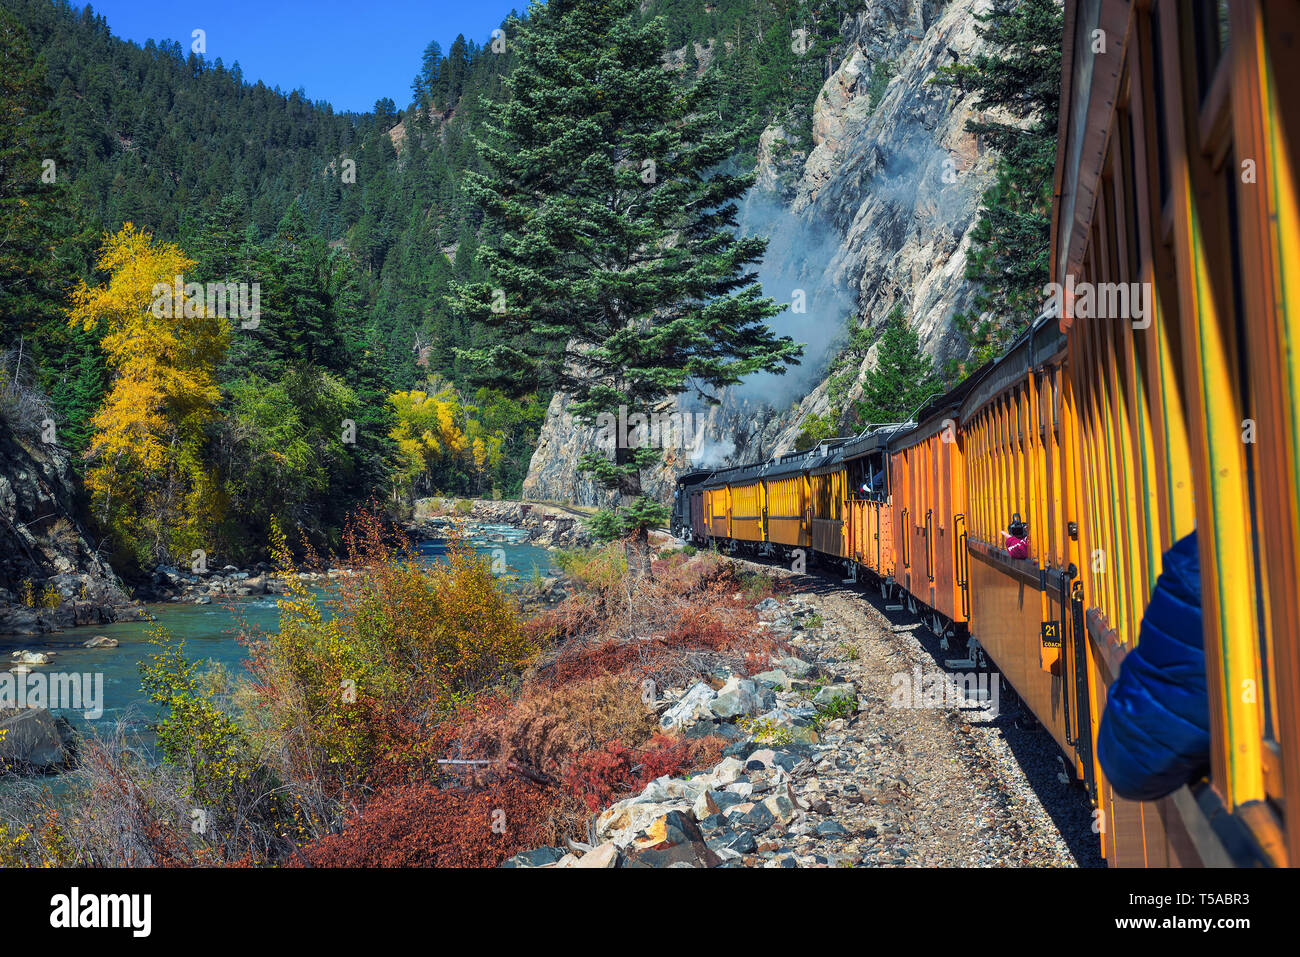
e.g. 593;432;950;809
672;0;1300;867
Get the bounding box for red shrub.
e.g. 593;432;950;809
561;739;638;811
560;733;729;812
297;776;571;868
636;732;726;781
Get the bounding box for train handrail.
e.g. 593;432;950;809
925;508;934;583
954;513;969;619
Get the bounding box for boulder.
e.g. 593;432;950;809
692;788;747;821
774;656;815;679
596;800;685;847
659;680;716;731
751;669;791;690
815;819;850;837
572;842;621;868
763;791;798;825
631;774;709;806
706;756;746;788
813;683;857;709
731;801;776;833
0;707;76;772
682;719;745;742
708;677;773;720
500;846;565;868
692;789;721;821
622;810;722;868
9;650;54;665
83;635;118;649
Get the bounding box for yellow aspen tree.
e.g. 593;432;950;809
68;223;230;565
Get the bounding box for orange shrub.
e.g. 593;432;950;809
297;776;579;868
243;508;537;798
561;733;729;812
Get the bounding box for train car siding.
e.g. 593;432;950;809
674;0;1298;868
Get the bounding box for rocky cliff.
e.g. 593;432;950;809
524;0;997;507
0;426;137;636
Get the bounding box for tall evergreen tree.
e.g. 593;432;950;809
854;307;940;425
451;0;801;559
933;0;1063;366
0;8;100;445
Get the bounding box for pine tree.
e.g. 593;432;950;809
451;0;801;560
0;6;99;445
855;307;940;425
932;0;1062;366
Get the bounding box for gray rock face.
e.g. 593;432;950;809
522;0;999;505
0;428;135;636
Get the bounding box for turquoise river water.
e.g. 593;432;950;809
0;525;558;742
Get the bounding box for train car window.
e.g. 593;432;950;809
1224;152;1278;747
938;438;947;531
1192;0;1231;105
1120;107;1142;279
1149;4;1171;208
1052;369;1060;430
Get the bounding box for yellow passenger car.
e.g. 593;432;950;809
1049;0;1300;865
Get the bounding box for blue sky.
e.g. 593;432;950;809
81;0;525;113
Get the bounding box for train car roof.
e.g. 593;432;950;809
675;469;714;488
839;422;911;458
698;465;740;490
808;443;848;476
696;437;850;488
959;308;1066;423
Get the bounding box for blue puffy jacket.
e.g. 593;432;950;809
1096;531;1210;801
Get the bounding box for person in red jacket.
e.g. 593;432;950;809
1002;513;1029;559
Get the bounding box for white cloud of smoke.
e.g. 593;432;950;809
730;192;856;410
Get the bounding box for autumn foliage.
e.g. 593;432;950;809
389;378;507;497
242;509;537;797
67;223;229;567
0;508;781;868
562;733;728;812
273;531;777;867
297;775;567;868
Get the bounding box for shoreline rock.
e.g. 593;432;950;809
412;498;595;548
0;707;78;774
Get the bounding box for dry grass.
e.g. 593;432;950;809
454;672;657;777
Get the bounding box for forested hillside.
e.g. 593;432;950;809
1;0;868;569
1;0;1056;574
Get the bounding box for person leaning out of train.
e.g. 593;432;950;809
1002;513;1030;559
1097;531;1211;801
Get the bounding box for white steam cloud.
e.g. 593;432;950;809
731;192;856;409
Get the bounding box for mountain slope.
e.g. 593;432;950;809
524;0;997;504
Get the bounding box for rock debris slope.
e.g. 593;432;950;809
506;558;1101;868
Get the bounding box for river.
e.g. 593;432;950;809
0;525;559;740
